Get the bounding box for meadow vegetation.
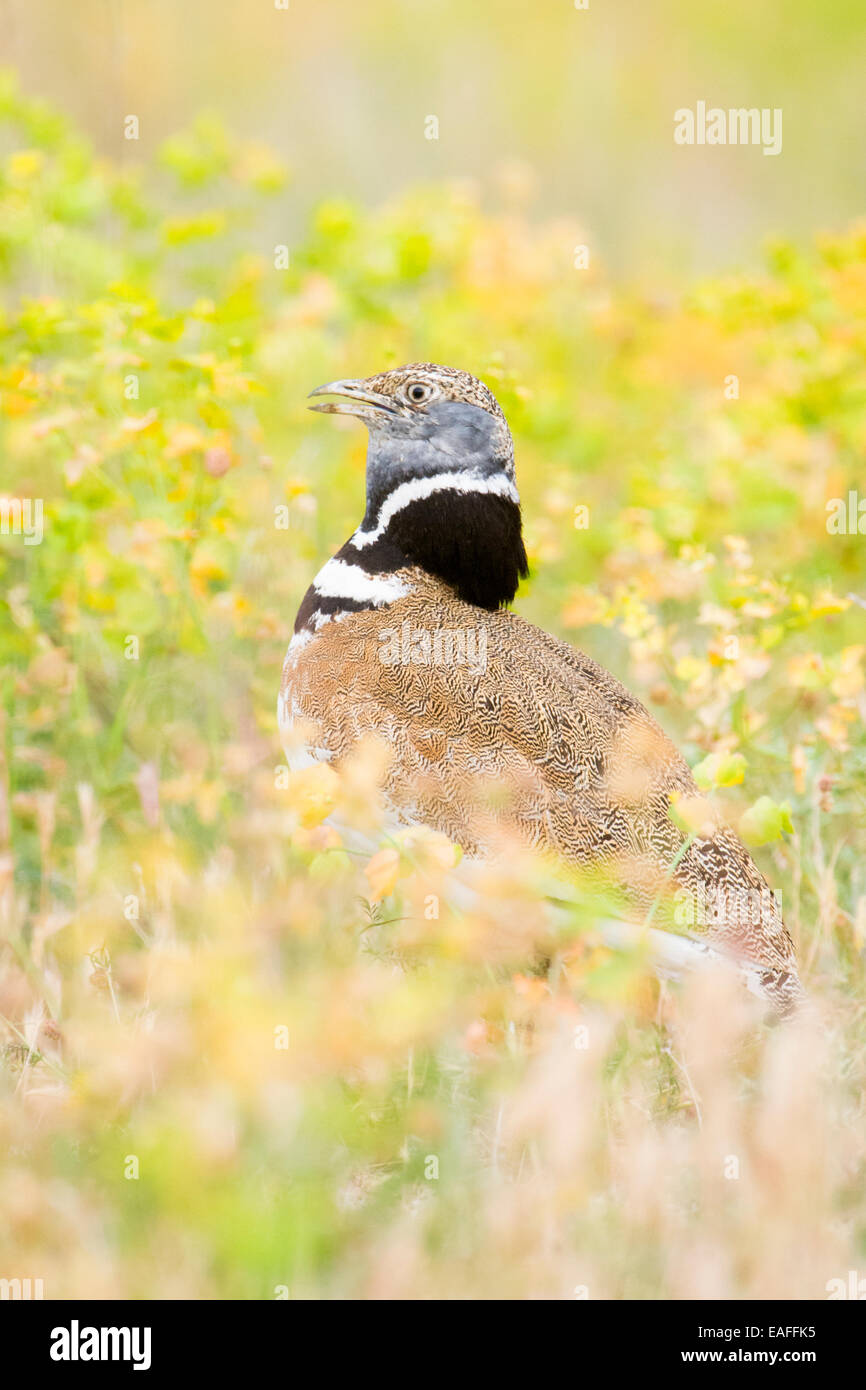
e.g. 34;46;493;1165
1;75;864;1298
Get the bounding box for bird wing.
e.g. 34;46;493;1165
281;577;800;997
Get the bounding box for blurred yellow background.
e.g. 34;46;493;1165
1;0;865;1303
4;0;865;276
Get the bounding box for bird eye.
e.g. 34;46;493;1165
406;381;432;405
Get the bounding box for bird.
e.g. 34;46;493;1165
279;363;803;1013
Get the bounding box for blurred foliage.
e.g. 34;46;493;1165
1;74;865;1298
6;0;866;277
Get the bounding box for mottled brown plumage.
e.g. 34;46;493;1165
282;364;803;1011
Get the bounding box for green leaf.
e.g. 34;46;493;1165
693;751;747;791
739;796;794;847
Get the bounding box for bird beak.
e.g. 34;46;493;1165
307;378;402;422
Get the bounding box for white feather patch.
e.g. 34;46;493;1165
286;630;313;657
352;471;519;548
312;557;412;604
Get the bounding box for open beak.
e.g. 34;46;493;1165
308;378;403;423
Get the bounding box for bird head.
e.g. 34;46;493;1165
309;363;515;503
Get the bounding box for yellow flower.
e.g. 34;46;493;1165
285;764;340;828
364;848;400;903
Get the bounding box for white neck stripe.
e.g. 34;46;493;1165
312;557;412;604
351;472;519;548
